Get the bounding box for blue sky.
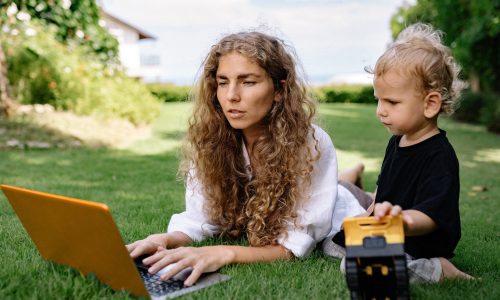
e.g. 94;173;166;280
101;0;412;85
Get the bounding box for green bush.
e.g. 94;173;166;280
315;84;375;104
453;90;500;133
146;83;191;102
453;90;485;123
356;86;376;104
479;93;500;133
3;22;160;125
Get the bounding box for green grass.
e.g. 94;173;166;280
1;102;499;299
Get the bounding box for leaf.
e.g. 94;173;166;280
471;186;488;192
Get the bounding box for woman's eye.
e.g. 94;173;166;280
243;81;256;86
217;81;228;86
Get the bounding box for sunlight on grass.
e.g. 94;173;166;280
319;109;360;118
336;149;381;173
127;139;182;155
126;103;190;155
473;148;500;163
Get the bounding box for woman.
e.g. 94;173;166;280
126;31;367;286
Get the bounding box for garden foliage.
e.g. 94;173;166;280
1;5;160;125
314;85;375;104
146;83;191;102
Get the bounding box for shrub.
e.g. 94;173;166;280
3;21;160;124
315;84;375;104
479;93;500;133
355;86;376;104
146;83;191;102
453;90;500;134
453;90;485;123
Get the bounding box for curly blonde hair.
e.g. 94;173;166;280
370;23;466;115
180;31;318;246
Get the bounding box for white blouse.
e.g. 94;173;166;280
167;125;359;257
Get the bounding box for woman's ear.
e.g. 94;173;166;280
274;80;286;102
424;91;442;119
274;93;282;102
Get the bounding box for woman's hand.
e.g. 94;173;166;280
143;245;235;286
142;243;292;286
126;231;193;259
126;233;169;259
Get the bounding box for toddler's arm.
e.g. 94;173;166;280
374;201;437;236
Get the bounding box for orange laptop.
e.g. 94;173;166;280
1;184;229;299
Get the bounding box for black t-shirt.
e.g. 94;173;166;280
375;130;461;259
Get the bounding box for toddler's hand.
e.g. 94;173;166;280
374;201;414;230
374;201;401;220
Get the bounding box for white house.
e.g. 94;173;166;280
100;11;162;81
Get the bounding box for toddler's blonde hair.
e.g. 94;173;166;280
371;23;466;115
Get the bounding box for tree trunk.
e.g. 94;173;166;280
469;71;480;93
0;44;15;118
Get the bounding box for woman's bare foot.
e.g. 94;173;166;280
339;163;365;189
439;257;474;281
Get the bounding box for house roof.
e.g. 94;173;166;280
101;11;156;40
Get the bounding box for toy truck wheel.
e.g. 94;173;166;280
394;256;410;299
345;258;360;300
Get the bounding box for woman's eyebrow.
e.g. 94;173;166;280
237;73;261;79
216;73;262;80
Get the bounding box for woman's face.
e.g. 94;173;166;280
216;52;279;141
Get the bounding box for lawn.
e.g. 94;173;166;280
1;102;499;299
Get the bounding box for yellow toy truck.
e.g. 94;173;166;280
343;215;410;300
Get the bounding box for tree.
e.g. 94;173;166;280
0;0;119;117
0;43;14;117
390;0;500;94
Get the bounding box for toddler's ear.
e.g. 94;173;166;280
424;92;442;118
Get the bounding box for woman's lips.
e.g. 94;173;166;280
227;109;245;118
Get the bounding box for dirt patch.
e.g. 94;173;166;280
0;104;151;150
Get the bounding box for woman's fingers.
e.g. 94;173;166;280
184;267;203;286
146;247;181;274
127;233;169;258
125;241;139;253
128;240;156;258
142;246;226;285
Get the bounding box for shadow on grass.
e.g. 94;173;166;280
0;116;86;150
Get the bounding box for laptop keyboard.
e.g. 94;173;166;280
137;266;185;296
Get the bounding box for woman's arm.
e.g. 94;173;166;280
144;244;293;286
228;244;293;263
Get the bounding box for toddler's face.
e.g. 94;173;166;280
373;70;428;139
